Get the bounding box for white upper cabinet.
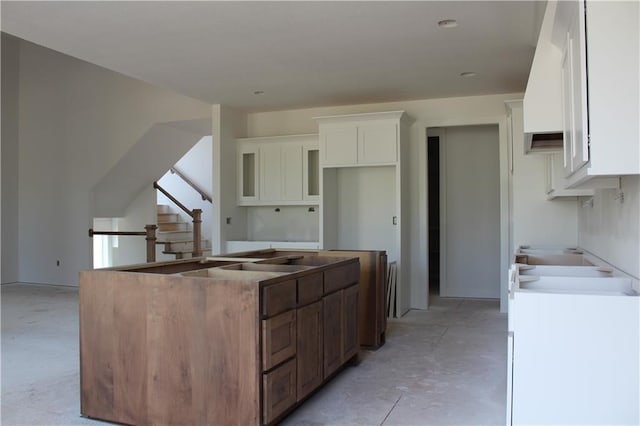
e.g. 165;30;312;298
316;111;408;167
525;1;639;187
237;134;319;206
554;0;639;186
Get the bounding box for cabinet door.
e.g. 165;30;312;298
303;145;320;202
568;2;589;173
262;310;296;371
238;143;260;204
296;301;323;401
323;290;343;379
322;127;357;166
358;123;398;164
342;284;359;361
263;358;297;425
260;144;282;202
281;144;303;201
561;34;575;176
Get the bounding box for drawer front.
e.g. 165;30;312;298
323;262;359;294
297;272;324;306
262;310;297;371
261;279;296;317
263;358;297;424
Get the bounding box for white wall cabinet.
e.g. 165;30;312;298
554;0;639;187
315;111;413;316
318;113;399;167
237;134;319;206
545;152;593;199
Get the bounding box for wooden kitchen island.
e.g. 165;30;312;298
80;252;360;425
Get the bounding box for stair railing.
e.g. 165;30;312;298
88;225;158;263
153;181;202;257
170;167;213;203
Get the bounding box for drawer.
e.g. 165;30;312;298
297;273;324;306
261;279;296;317
262;310;296;371
263;358;297;425
323;262;359;294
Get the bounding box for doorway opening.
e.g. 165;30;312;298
427;136;440;296
427;125;501;301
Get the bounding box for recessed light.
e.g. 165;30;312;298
460;72;477;78
253;90;264;95
438;19;458;28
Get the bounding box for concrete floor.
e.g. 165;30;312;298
1;283;507;425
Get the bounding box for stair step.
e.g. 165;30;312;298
163;249;212;260
157;212;180;222
157;204;173;214
158;240;211;252
157;222;190;232
157;230;192;241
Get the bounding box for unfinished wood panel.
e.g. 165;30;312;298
263;358;297;425
261;279;296;317
80;272;261;425
323;262;359;294
296;301;323;400
297;272;324;306
79;271;117;422
262;310;297;371
323;290;343;378
342;284;360;361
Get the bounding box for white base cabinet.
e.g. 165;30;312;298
508;259;640;425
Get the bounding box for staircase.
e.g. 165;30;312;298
156;204;211;259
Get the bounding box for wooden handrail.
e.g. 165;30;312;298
170;167;212;203
154;182;193;218
89;224;157;262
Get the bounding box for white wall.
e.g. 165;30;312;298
508;101;579;249
578;176;640;279
6;38;210;285
246;206;319;242
212;105;248;254
1;34;20;284
243;93;523;312
111;187;156;267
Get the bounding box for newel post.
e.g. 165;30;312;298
192;209;202;257
145;224;157;263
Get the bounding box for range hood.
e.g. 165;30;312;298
522;0;564;153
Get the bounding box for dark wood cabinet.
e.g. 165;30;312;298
342;284;359;361
323;290;344;379
80;254;359;426
296;300;323;401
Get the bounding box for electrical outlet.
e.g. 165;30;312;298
226;217;232;225
56;260;60;266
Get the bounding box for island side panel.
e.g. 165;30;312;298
79;270;262;425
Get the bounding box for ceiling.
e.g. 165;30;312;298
1;1;545;113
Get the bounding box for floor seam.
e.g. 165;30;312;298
379;393;403;426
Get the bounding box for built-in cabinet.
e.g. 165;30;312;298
544;152;593;199
522;0;639;192
316;111;413;317
237;134;319;205
531;0;640;188
320;118;398;166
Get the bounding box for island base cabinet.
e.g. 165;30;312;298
342;284;359;361
263;358;297;425
323;284;360;379
296;301;323;401
323;291;343;379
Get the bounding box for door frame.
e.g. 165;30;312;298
422;116;509;313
